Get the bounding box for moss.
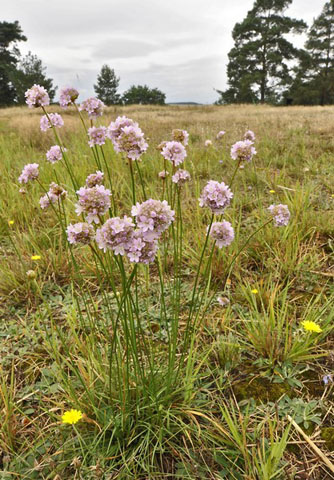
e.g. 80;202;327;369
234;376;293;403
321;428;334;451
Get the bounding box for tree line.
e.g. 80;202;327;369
0;21;166;107
217;0;334;105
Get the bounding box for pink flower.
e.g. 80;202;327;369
126;230;158;264
39;183;67;210
131;199;175;239
40;113;64;132
25;84;50;108
199;180;233;214
209;221;234;247
18;163;39;184
230;140;256;162
96;216;135;254
88;126;107;147
79;97;105;119
268;204;290;227
161;141;187;166
107;116;138;143
113;125;148;161
172;169;191;185
46;145;65;164
244;130;255;142
159;170;169;179
67;222;95;245
205;140;212;147
59;87;79;108
216;131;225;140
75;185;111;224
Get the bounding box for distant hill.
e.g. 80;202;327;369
167;102;202;106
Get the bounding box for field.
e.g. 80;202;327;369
1;103;334;479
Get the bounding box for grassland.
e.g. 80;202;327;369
1;104;334;479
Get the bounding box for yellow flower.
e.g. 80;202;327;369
31;255;41;261
61;409;83;425
251;288;258;294
301;320;322;333
8;220;14;226
269;190;275;194
331;194;334;198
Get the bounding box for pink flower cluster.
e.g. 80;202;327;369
59;87;79;108
126;230;158;264
172;169;191;185
199;180;233;214
18;163;39;184
79;97;105;119
46;145;65;164
40;113;64;132
75;185;111;223
131;199;175;240
209;221;234;248
205;140;212;147
172;129;189;146
268;204;290;227
96;216;135;254
161;141;187;166
111;123;148;161
67;222;95;245
159;170;169;179
88;126;107;147
25;84;50;108
107;116;137;142
230;140;256;162
40;182;67;209
86;171;104;188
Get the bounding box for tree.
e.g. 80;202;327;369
288;1;334;105
0;21;27;106
12;51;57;104
122;85;166;105
94;65;120;105
218;0;306;104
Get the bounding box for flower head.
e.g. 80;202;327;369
244;130;255;142
131;199;175;240
216;131;225;140
61;409;83;425
46;145;65;164
31;255;41;261
217;296;230;307
323;374;333;385
126;230;158;264
172;169;191;186
88;126;107;147
26;269;36;280
268;204;290;227
40;183;67;209
158;170;169;179
231;140;256;162
301;320;322;333
112;125;148;160
96;216;135;254
18;163;39;184
79;97;105;119
172;129;189;146
161;141;187;166
25;84;50;108
199;180;233;214
75;185;111;223
85;170;104;188
59;87;79;108
107;116;138;142
40;113;64;132
8;220;14;226
209;221;234;248
204;140;212;148
251;288;258;294
66;222;95;245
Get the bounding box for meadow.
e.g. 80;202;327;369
1;100;334;479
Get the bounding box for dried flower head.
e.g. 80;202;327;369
85;171;104;188
172;129;189;146
158;170;169;179
205;140;212;147
40;183;67;209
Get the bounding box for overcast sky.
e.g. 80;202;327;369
2;0;326;104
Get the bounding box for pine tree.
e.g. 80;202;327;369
94;65;120;105
289;1;334;105
218;0;306;104
0;21;26;106
122;85;166;105
12;51;57;104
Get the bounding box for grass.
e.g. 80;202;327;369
0;103;334;479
